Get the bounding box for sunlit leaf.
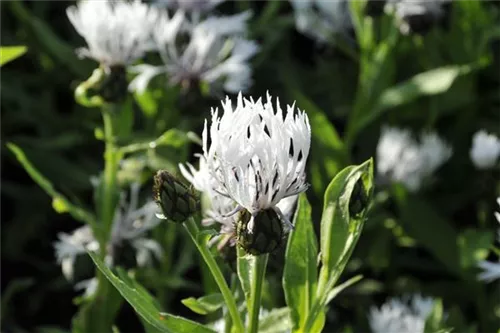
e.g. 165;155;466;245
0;46;27;66
181;294;224;315
88;252;216;333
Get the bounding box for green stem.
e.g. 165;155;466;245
183;218;245;333
101;108;120;243
248;254;268;333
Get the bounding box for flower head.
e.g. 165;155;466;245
289;0;352;44
180;154;299;244
203;92;310;227
53;183;162;282
54;225;99;281
377;126;452;191
67;0;157;67
129;10;259;94
369;294;435;333
470;130;500;169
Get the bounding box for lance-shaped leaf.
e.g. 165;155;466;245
283;193;318;331
88;252;216;333
7;143;96;226
182;294;224;315
319;159;374;293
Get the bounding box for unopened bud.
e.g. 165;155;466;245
236;208;284;255
153;170;199;223
348;179;369;218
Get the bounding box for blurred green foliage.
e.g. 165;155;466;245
2;0;500;332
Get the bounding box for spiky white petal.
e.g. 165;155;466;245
203;92;310;218
470;130;500;169
377;126;452;191
53;225;99;280
66;0;158;67
180;154;299;236
369;294;435;333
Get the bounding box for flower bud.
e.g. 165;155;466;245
348;178;369;219
236;209;284;255
153;170;199;223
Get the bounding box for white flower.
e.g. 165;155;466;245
369;294;435;333
477;198;500;282
470;130;500;169
54;225;99;281
377;126;452;191
154;0;224;12
129;10;259;94
289;0;352;43
477;260;500;282
109;183;163;266
180;155;299;236
74;277;99;298
53;183;161;282
66;0;158;67
202;92;310;228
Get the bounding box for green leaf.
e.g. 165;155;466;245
258;308;292;333
236;245;254;311
424;299;444;333
303;160;374;333
393;189;461;275
283;193;319;331
457;229;494;270
0;46;27;66
155;129;188;148
377;65;476;111
319;159;374;291
181;294;224;315
325;275;363;305
7;143;96;225
290;90;347;197
88;252;216;333
352;64;480;139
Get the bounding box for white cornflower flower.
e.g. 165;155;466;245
155;0;224;13
202;92;310;229
180;155;299;238
477;198;500;282
75;277;99;298
66;0;158;67
109;183;163;266
53;184;161;283
369;294;435;333
470;130;500;169
54;225;99;281
377;126;452;192
129;10;259;94
289;0;352;44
